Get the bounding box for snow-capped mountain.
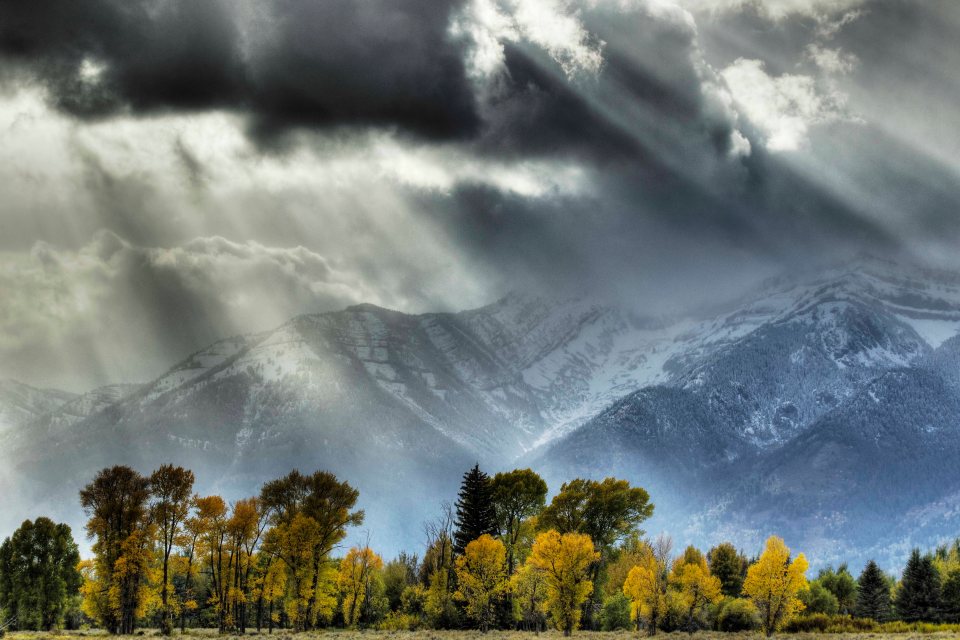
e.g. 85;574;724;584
534;257;960;569
4;256;960;566
21;383;144;438
0;379;76;434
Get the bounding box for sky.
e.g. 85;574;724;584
0;0;959;392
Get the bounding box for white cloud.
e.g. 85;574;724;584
0;231;383;387
806;43;858;74
814;8;864;38
0;89;596;387
721;57;853;151
675;0;867;21
452;0;605;84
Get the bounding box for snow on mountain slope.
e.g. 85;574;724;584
143;336;253;402
532;257;960;568
21;383;143;438
0;380;75;434
6;256;960;561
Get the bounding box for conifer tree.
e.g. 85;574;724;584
895;549;942;622
855;560;891;621
707;543;748;597
454;464;496;555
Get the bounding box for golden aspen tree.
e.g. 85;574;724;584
623;535;673;636
261;557;288;630
454;534;508;632
606;537;648;595
623;546;667;635
149;464;195;636
79;465;152;635
78;559;107;624
338;545;384;627
176;513;203;632
742;536;809;636
195;495;230;631
276;513;322;630
540;477;654;630
107;527;158;632
511;561;549;631
259;470;363;630
226;497;267;632
526;530;599;636
421;506;458;628
669;546;722;632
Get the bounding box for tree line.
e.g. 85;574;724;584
2;463;960;635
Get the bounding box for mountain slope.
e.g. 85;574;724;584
533;259;960;568
5;257;960;564
0;380;75;434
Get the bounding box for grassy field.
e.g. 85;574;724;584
6;631;960;640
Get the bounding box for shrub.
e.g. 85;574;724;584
799;581;840;615
400;585;428;616
782;613;882;633
828;616;882;632
657;594;691;632
716;597;759;632
378;611;424;631
784;612;833;633
599;592;632;631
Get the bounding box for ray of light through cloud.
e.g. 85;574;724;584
0;0;958;391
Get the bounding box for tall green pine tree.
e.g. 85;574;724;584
707;543;749;597
895;549;942;622
453;464;496;555
854;560;891;621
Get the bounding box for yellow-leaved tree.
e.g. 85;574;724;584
526;530;599;636
623;544;668;635
742;536;809;636
670;546;722;632
454;534;508;632
622;535;674;635
273;513;327;630
338;545;384;627
511;561;548;631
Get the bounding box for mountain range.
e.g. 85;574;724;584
3;256;960;571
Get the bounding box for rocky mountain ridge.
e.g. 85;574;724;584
4;257;960;567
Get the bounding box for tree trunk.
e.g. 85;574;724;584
161;549;171;635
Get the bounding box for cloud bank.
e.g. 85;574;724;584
1;0;959;390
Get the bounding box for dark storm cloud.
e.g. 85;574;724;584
420;142;901;308
422;0;906;295
1;0;946;266
2;0;960;390
473;2;742;166
0;1;245;114
0;0;479;142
